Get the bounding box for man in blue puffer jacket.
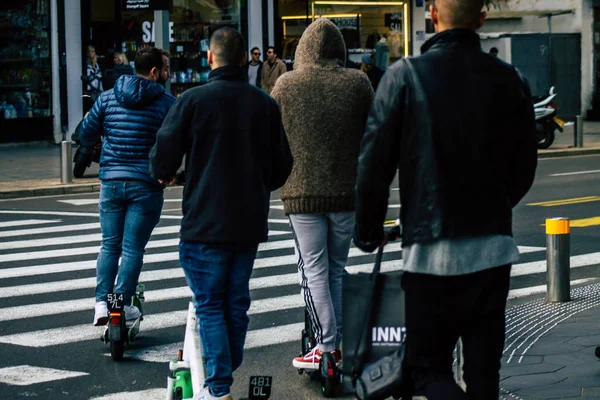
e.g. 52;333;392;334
79;47;176;326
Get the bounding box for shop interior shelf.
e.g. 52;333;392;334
0;58;35;63
0;83;32;88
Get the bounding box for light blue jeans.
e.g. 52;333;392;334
289;212;354;352
95;180;163;304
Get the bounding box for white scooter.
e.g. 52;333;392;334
534;86;564;149
166;302;273;400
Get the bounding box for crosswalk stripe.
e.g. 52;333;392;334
0;225;181;250
0;222;100;238
57;199;183;206
0;296;310;347
0;365;89;386
0;260;404;299
0;219;59;229
507;278;597;299
89;389;166;400
510;252;600;277
123;322;305;363
0;260;405;322
0;231;290;263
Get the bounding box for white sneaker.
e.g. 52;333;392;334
124;305;141;321
193;387;232;400
93;301;108;326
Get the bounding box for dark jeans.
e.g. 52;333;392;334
402;265;511;400
96;180;163;304
179;241;258;397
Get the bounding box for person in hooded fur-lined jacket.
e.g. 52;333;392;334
79;47;175;327
271;18;374;370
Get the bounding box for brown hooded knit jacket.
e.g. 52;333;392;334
271;19;374;215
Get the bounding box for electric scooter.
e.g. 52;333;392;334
296;223;403;398
166;301;273;400
100;284;145;361
534;86;565;149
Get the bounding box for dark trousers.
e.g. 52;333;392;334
402;265;511;400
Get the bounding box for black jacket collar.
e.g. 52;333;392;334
421;29;481;54
208;65;247;83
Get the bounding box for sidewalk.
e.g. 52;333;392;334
0;142;99;199
500;282;600;399
4;123;599;199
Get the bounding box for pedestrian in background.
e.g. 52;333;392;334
271;18;373;370
104;52;134;90
261;46;286;94
354;0;537;398
244;46;263;87
80;47;175;327
84;45;104;99
361;53;383;90
149;28;292;400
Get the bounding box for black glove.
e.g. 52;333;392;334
353;223;382;253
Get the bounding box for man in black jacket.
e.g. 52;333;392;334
354;0;537;399
243;46;263;87
149;28;293;400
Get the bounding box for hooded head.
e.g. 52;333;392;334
294;19;346;69
114;75;166;109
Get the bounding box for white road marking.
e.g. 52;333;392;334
0;225;181;250
518;246;547;254
0;219;59;229
508;278;598;299
57;198;183;206
89;389;166;400
0;231;289;263
0;260;403;299
0;222;100;238
123;322;305;363
511;252;600;277
0;210;183;220
0;365;88;386
0;296;309;347
550;169;600;177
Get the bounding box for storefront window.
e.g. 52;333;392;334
88;0;246;98
0;0;52;120
277;0;410;69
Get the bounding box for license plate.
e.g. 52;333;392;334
107;293;124;312
553;116;565;127
248;376;272;399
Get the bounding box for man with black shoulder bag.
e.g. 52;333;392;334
353;0;537;399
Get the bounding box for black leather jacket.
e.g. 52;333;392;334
354;29;537;251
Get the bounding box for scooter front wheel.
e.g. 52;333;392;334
110;339;125;361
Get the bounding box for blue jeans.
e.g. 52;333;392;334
179;242;258;397
95;181;163;304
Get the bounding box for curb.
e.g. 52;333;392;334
538;147;600;159
0;182;101;200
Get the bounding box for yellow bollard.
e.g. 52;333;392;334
546;218;570;302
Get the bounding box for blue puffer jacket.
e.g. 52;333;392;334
80;75;176;184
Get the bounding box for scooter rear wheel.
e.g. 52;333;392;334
319;353;337;398
110;339;125;361
536;129;555;149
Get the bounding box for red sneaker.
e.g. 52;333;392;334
293;347;322;369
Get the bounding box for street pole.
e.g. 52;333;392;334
60;141;73;184
154;10;170;94
546;218;570;302
576;115;584;148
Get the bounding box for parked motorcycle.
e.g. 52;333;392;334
71;94;101;178
534;86;564;149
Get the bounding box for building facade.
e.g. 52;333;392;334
2;0;598;144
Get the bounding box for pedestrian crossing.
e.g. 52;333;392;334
0;209;600;398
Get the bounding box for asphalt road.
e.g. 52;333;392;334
0;154;598;400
